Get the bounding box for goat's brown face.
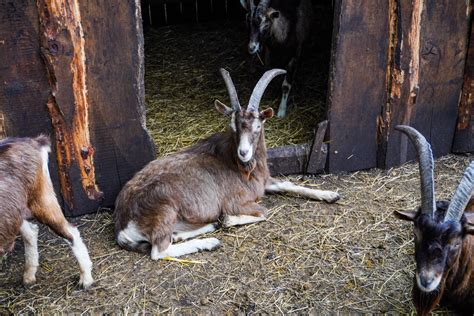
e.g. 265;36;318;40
395;201;474;293
215;100;273;164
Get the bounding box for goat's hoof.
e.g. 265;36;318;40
78;274;94;290
325;192;341;203
23;276;36;287
276;110;286;118
199;237;221;251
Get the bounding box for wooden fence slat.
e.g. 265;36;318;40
327;0;389;173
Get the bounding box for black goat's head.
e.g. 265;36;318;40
214;68;285;165
241;0;286;55
394;125;474;293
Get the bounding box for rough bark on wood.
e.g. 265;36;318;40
383;0;471;167
453;16;474;153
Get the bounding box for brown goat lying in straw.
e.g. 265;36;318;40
394;125;473;315
115;68;340;260
0;136;93;288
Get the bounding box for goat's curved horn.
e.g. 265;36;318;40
395;125;436;217
444;161;474;222
247;69;286;112
220;68;241;111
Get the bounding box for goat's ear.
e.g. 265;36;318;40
394;210;417;222
240;0;248;11
268;8;280;20
464;213;474;234
260;108;274;121
215;100;233;116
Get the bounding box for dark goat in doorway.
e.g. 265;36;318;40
241;0;313;118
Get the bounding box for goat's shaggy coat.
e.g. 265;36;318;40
115;69;340;259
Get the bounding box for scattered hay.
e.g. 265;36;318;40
144;22;329;156
1;154;471;313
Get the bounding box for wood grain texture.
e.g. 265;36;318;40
384;0;470;166
327;0;389;173
453;16;474;153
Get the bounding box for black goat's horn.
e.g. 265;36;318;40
220;68;241;112
395;125;436;217
247;69;286;112
444;161;474;222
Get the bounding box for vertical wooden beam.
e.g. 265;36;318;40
384;0;471;167
453;15;474;153
327;0;389;173
37;0;103;212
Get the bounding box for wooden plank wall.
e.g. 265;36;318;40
328;0;471;173
327;0;389;173
453;16;474;153
0;0;156;216
384;0;471;168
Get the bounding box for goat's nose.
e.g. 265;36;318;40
420;276;434;288
248;42;259;55
239;149;248;157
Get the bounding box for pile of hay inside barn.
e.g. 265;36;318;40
143;3;333;156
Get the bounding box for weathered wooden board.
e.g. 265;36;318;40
383;0;470;167
327;0;389;173
307;120;328;174
267;144;309;176
0;1;62;191
79;0;156;214
453;17;474;153
1;0;155;216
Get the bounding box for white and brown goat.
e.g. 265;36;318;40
394;125;474;315
241;0;313;118
0;136;93;288
114;68;340;260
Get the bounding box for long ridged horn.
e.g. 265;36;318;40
220;68;241;111
444;161;474;222
247;69;286;112
395;125;436;217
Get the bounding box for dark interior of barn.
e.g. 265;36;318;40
140;0;334;156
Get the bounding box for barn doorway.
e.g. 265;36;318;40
141;0;335;173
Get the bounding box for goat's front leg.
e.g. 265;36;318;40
221;202;267;228
277;57;297;118
20;220;39;286
265;177;340;203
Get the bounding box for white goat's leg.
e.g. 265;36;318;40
221;202;267;228
20;220;39;286
277;78;291;118
265;177;340;203
150;238;221;260
172;223;218;242
65;225;94;289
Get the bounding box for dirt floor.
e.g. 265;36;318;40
144;21;331;156
1;154;471;314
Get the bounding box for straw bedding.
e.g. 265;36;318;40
144;21;329;156
1;154;471;314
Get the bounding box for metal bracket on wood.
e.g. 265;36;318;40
306;120;328;174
